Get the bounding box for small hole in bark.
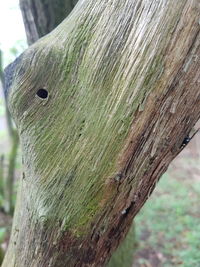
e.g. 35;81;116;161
36;88;48;99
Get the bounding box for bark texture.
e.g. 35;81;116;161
107;222;135;267
20;0;78;44
20;0;137;264
3;0;200;266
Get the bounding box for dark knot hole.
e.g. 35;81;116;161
36;88;48;99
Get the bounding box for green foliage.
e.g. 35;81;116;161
0;228;6;243
0;99;5;116
1;40;27;68
0;46;20;215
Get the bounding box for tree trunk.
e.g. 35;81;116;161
107;222;136;267
19;1;137;265
3;0;200;266
20;0;78;45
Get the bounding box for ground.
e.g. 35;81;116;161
133;132;200;267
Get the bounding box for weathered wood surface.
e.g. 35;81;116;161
3;0;200;266
20;0;78;44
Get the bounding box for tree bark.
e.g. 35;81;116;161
3;0;200;266
107;222;136;267
19;0;137;265
20;0;78;45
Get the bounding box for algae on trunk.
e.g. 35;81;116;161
2;0;200;266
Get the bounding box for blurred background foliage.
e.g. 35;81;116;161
0;1;200;267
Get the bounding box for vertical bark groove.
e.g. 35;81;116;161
3;0;200;266
20;0;78;44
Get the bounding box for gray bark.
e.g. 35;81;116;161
20;0;78;44
19;0;137;264
2;0;200;266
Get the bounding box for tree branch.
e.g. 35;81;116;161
2;0;200;266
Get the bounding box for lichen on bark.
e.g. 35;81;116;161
3;0;200;266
